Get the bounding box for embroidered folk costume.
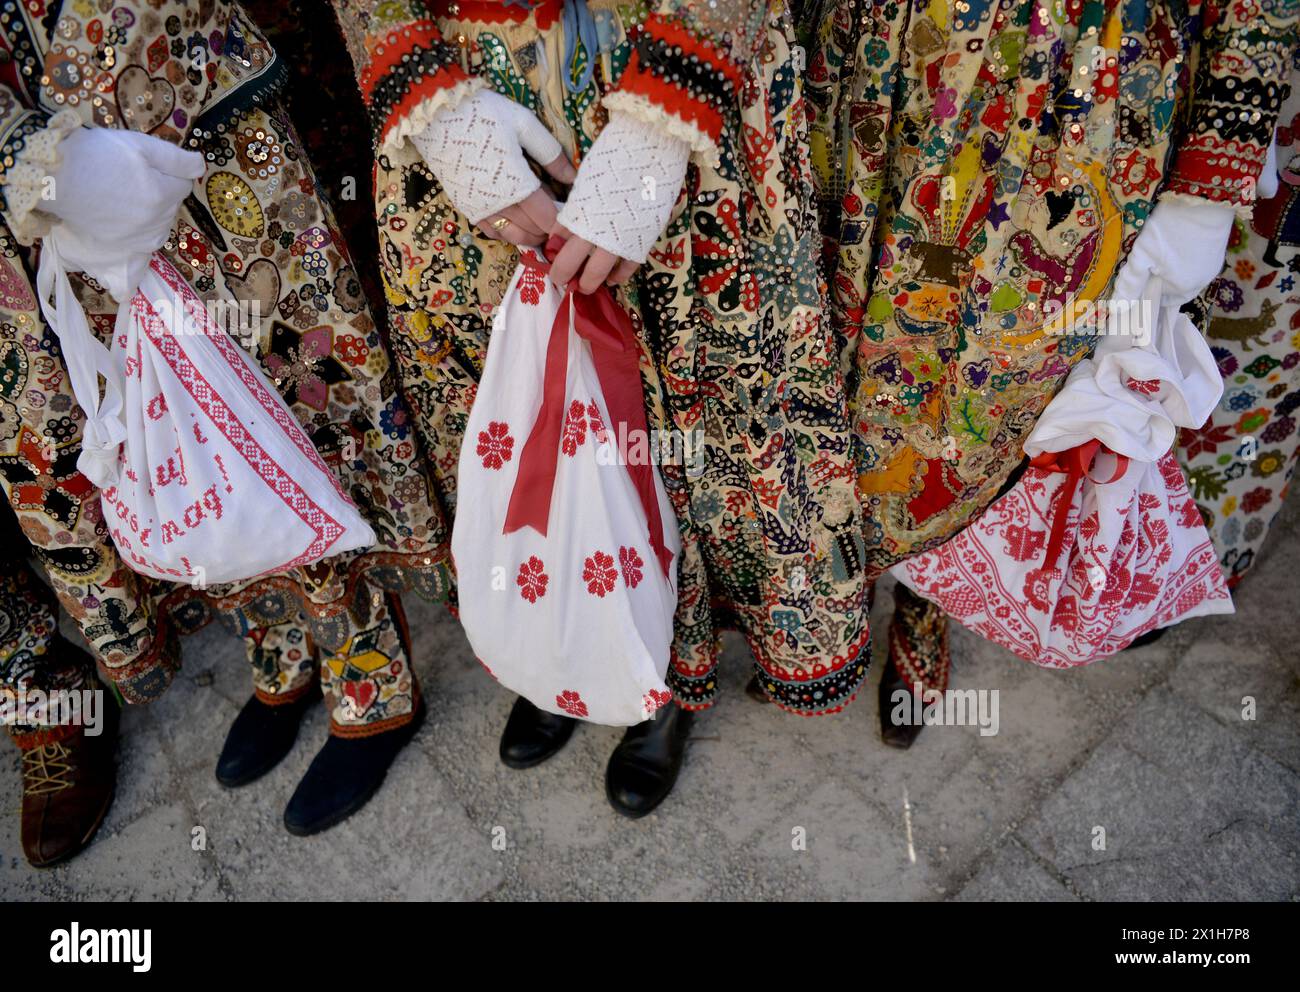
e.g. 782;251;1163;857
0;0;448;735
1179;66;1300;587
330;0;871;714
801;0;1297;693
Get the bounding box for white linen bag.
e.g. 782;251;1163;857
892;282;1234;666
452;252;680;726
36;231;374;585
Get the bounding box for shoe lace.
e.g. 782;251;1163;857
22;742;76;798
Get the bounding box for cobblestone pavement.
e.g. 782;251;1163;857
3;498;1297;901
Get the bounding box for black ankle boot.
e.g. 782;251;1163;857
499;696;577;769
283;700;425;836
605;704;694;819
216;684;323;788
744;674;772;704
878;655;923;750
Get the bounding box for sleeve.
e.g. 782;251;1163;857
604;0;773;159
0;89;80;245
1164;0;1300;210
329;0;485;152
0;83;179;702
0;270;180;702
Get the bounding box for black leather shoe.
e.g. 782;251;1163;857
216;684;322;788
744;674;772;704
878;655;923;750
283;701;425;836
1125;627;1168;650
605;704;694;819
499;696;577;769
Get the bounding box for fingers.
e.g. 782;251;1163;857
480;214;545;247
514;188;560;236
540;152;578;186
550;234;594;290
497;203;547;241
608;258;639;286
511;106;565;171
578;248;619;294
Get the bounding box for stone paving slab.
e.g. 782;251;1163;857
2;502;1298;901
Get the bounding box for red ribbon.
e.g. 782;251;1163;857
503;252;673;578
1028;440;1130;569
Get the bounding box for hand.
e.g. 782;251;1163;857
45;126;203;256
410;88;576;246
551;112;689;292
548;224;640;294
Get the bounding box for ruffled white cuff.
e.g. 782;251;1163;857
380;75;487;155
2;109;82;245
602;90;719;164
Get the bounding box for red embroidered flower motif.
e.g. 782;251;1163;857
1178;499;1204;529
518;265;546;306
643;689;672;714
583;550;618;597
587;400;608;444
562;400;587;456
1114;147;1162;198
516;556;549;603
477;420;515;470
336;333;370;367
1178;422;1234;460
619;546;644;588
556;690;588;718
1125;376;1162;397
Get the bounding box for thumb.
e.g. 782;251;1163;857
509;106;566;176
133;133;206;181
540;152;577;185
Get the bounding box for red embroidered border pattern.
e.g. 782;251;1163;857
151;257;349;503
616;15;743;146
359;20;470;147
134;258;346;571
1166;135;1270;207
430;0;563;29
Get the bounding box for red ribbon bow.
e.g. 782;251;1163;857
502;251;673;578
1028;440;1129;568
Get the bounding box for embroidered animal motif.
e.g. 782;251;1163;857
1206;299;1281;351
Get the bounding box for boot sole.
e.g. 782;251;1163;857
27;785;116;869
499;721;577;770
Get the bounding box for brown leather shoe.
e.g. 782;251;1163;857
17;688;120;868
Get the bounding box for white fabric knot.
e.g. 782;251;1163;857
76;413;127;489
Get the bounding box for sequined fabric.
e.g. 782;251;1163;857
0;0;450;703
801;0;1298;580
1178;61;1300;587
333;0;872;715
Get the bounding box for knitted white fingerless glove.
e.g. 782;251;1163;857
410;88;564;224
557;112;690;263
